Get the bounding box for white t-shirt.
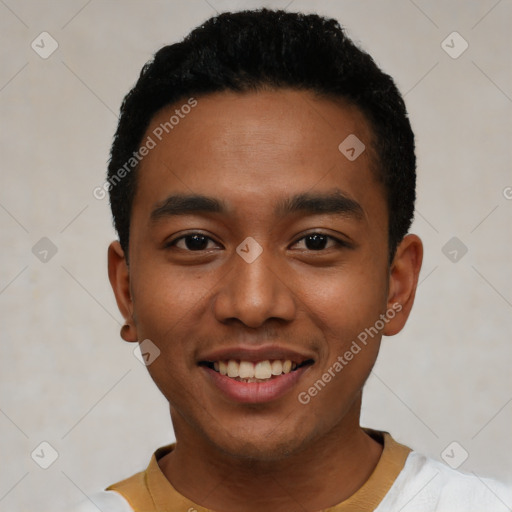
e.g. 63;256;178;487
376;451;512;511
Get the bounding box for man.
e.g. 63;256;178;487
78;8;511;512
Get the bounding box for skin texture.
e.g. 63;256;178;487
108;89;423;511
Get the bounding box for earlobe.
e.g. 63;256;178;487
108;241;138;342
383;234;423;336
120;323;136;343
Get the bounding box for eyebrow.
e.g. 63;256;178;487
150;194;225;222
150;191;364;222
275;191;365;220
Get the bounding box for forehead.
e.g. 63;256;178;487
132;89;383;221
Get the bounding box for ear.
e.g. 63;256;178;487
108;241;138;342
383;234;423;336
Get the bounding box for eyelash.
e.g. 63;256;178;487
165;232;350;252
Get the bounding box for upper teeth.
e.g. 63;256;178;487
213;359;297;380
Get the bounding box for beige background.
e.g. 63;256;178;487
1;0;511;510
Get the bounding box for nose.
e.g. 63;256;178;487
212;249;296;329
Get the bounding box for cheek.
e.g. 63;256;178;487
128;265;216;398
298;264;388;343
131;260;211;332
130;266;208;405
295;274;385;422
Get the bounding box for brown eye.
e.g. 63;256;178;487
304;234;329;250
292;233;343;251
184;235;209;250
170;234;217;251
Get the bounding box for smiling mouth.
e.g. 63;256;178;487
199;359;314;383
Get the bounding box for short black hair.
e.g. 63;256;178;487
108;8;416;263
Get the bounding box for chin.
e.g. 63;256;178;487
209;422;315;463
219;439;301;462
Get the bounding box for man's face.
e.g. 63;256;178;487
112;89;400;460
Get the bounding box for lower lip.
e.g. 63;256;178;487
202;365;311;404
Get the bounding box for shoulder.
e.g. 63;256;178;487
68;490;133;512
68;445;174;512
377;450;512;512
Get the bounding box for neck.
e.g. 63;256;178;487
159;400;383;511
